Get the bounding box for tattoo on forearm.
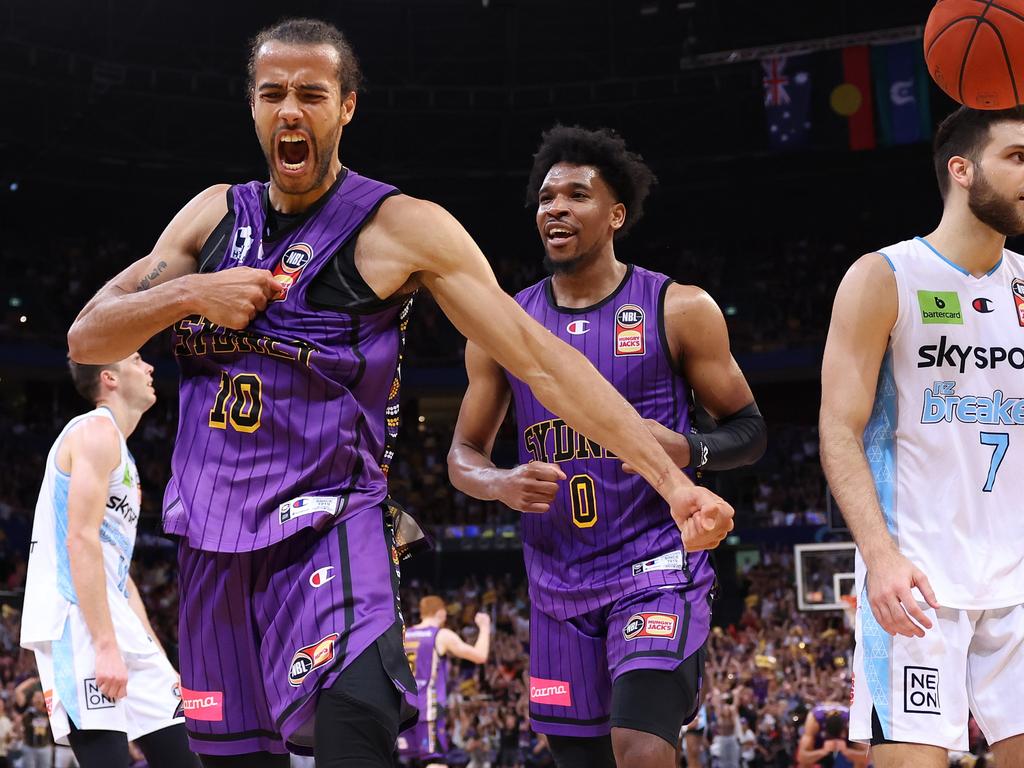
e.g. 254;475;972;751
135;260;168;292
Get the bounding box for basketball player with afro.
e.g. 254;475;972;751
821;106;1024;767
449;126;766;768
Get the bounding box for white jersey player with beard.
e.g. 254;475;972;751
821;107;1024;768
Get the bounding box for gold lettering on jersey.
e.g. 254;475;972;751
173;315;316;367
523;419;613;463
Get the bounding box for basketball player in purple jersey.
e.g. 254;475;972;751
449;127;766;768
67;20;733;768
397;596;490;767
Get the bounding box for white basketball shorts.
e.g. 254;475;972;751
850;596;1024;750
30;606;184;744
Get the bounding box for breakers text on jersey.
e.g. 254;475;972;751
921;381;1024;425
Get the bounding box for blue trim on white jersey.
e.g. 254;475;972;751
53;472;77;605
53;620;80;728
864;351;898;537
861;349;898;737
879;252;896;272
915;236;1003;278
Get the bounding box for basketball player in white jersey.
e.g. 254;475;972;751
821;106;1024;768
20;354;198;768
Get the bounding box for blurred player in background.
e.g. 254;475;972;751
20;354;197;768
398;596;491;767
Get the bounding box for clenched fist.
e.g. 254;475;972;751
496;461;566;514
186;267;284;329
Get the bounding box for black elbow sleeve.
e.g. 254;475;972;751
684;401;767;471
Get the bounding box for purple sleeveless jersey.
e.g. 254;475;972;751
399;624;449;758
164;171;410;552
506;265;714;620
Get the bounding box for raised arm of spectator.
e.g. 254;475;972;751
67;185;283;364
437;612;491;664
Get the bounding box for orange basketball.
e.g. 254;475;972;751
924;0;1024;109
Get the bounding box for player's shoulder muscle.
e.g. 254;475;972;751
830;252;897;338
111;184;230;294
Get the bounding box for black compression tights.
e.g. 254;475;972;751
68;723;200;768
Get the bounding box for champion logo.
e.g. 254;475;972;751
972;297;994;313
566;320;590;335
309;566;335;588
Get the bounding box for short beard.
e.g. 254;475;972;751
968;168;1024;237
543;252;583;275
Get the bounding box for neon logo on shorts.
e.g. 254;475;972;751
179;687;224;721
529;677;572;706
623;612;679;641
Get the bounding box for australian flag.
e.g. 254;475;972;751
762;55;812;149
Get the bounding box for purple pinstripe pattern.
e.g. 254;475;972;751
528;585;710;737
177;510;409;756
164;171;406;553
507;265;714;621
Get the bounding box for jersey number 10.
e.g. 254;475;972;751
209;372;264;433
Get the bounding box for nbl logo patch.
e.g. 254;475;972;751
622;612;679;641
288;632;339;686
1012;278;1024;327
614;304;645;356
271;243;313;301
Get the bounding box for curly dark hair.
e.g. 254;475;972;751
526;125;657;238
247;18;362;101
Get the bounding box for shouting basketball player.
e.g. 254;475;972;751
66;20;733;768
821;106;1024;768
448;126;766;768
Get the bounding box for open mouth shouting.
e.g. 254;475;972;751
544;220;577;246
276;130;312;174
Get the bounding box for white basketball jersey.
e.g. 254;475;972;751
21;407;150;653
857;237;1024;609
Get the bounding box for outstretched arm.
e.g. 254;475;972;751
447;341;565;513
820;253;939;637
360;195;733;550
68;184;283;364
